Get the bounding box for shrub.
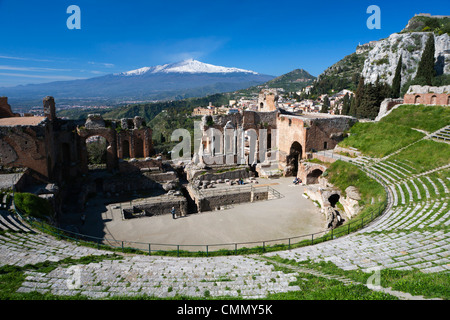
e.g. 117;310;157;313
14;193;54;220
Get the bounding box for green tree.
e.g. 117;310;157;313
415;34;436;85
320;95;330;113
352;76;365;117
341;93;351;115
87;137;107;164
391;54;402;98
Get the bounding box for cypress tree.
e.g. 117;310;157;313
341;93;350;115
321;96;330;113
415;34;435;85
391;54;402;98
353;76;365;117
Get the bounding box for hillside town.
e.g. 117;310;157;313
192;87;355;116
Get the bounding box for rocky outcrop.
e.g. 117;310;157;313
340;186;362;219
325;206;344;229
361;32;450;87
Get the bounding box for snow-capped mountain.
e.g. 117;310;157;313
119;59;259;76
1;60;274;108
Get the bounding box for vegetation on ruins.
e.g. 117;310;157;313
338;122;425;157
391;140;450;173
324;160;387;217
379;104;450;132
13;192;54;220
86;137;107;164
339;104;450;157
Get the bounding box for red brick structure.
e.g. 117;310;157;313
403;85;450;105
199;110;356;177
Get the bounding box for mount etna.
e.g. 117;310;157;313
0;59;275;109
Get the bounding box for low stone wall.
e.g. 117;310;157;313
188;167;254;182
311;153;337;163
186;184;269;212
123;196;187;219
118;158;163;174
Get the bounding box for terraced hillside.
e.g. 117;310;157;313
0;105;449;300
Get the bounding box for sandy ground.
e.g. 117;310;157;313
63;177;326;250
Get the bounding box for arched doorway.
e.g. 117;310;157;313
287;141;302;177
134;137;144;158
328;194;340;208
86;135;108;166
307;169;323;184
122;140;130;159
414;95;421;104
431;95;437;105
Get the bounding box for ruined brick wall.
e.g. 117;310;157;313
0;123;49;178
77;127;118;171
403;93;450;105
304;117;356;152
117;127;153;159
276;115;307;162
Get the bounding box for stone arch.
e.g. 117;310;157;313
414;95;421;104
307;168;323;184
431;95;437;105
85;135;108;165
287;141;302;177
328;193;340;208
78;129;117;171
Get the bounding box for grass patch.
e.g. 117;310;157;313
326;160;386;210
14;192;54;220
0;254;121;300
390;140;450;173
339;122;424;158
267;257;450;300
380;104;450;133
264;258;397;300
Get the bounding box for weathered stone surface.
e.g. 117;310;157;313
361;33;450;87
85;114;105;129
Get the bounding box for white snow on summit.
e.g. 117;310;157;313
119;59;258;76
121;67;152;76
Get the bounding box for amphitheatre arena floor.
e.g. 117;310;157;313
76;177;327;250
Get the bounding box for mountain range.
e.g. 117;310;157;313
0;59;274;109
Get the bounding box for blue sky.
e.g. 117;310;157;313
0;0;448;87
